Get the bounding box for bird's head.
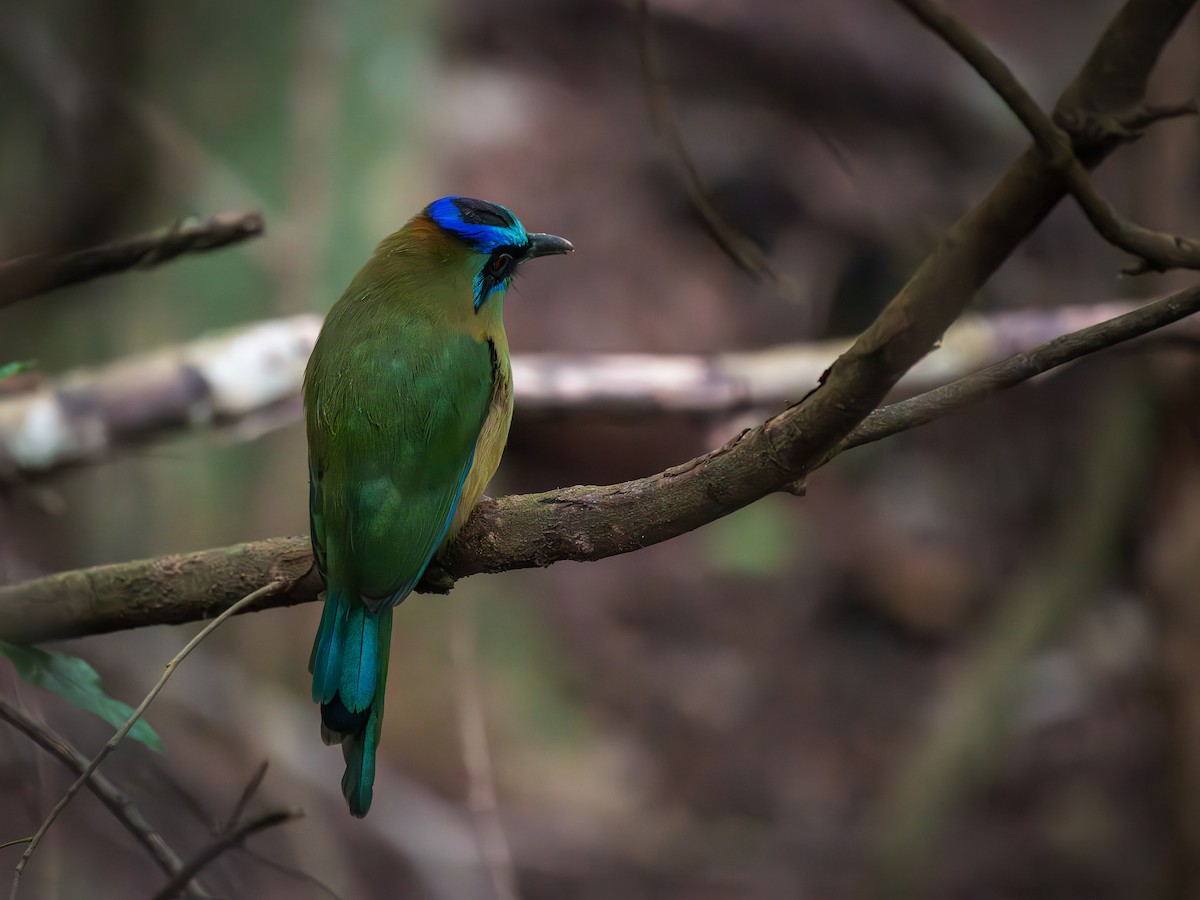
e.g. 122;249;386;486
419;196;573;311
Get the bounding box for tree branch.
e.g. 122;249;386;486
895;0;1200;275
834;283;1200;455
0;212;265;308
148;808;302;900
9;583;282;898
2;283;1197;644
0;697;202;893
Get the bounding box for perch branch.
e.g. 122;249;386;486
9;582;283;899
895;0;1200;274
2;283;1197;644
0;698;200;892
0;212;265;308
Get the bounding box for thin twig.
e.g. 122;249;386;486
633;0;801;302
193;761;339;900
0;211;265;308
222;760;269;834
240;848;344;900
0;697;200;891
148;808;302;900
451;596;520;900
0;844;28;855
836;281;1200;455
8;581;285;900
894;0;1200;275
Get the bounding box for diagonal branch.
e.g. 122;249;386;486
895;0;1200;275
9;582;283;899
148;808;302;900
0;697;202;893
0;212;265;308
834;282;1200;454
633;0;801;301
1;282;1197;644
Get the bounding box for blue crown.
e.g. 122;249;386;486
426;196;529;253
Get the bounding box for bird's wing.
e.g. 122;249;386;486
307;327;494;610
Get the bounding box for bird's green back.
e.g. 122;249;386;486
305;266;494;606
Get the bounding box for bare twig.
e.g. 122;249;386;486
451;597;520;900
240;849;344;900
633;0;801;301
895;0;1200;275
148;808;303;900
222;760;270;835
8;581;284;900
835;282;1200;454
0;697;200;891
1;283;1197;644
0;212;265;307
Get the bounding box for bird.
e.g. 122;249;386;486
303;196;572;816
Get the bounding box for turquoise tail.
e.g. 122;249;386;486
309;589;393;817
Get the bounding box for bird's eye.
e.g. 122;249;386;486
489;253;514;278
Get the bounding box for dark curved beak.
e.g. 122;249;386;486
526;233;574;258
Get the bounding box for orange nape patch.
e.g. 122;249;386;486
367;212;474;274
400;211;467;251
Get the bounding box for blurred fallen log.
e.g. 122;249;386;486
0;316;322;480
0;212;265;308
0;302;1186;480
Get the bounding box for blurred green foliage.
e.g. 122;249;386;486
0;640;162;751
703;494;802;577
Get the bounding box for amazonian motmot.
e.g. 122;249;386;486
304;197;572;816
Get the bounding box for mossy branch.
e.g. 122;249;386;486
0;0;1194;645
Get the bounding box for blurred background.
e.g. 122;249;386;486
1;0;1199;897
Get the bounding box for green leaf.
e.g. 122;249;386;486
0;361;33;381
0;641;163;752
